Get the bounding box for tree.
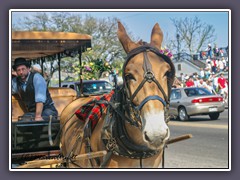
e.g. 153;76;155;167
170;16;216;55
12;12;129;81
22;12;52;31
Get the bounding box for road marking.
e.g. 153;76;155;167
168;121;228;129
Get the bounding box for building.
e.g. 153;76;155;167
172;53;205;77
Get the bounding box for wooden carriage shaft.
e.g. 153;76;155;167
17;150;107;168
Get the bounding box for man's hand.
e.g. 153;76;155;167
35;102;44;121
12;71;17;77
35;115;44;121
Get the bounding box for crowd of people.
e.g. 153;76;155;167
173;53;229;103
200;43;227;60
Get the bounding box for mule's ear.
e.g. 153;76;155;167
150;23;163;49
117;21;138;53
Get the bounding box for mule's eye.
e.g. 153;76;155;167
164;71;170;77
125;74;136;81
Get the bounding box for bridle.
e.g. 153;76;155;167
100;43;175;166
60;44;176;168
122;43;175;127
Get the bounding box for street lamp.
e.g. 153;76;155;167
176;33;180;61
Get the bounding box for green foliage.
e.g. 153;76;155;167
72;58;112;80
13;12;127;81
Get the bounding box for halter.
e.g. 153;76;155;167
100;44;175;164
122;43;175;127
59;44;175;168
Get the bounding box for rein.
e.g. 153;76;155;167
100;88;163;168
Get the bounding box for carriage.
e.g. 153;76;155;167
11;22;192;169
11;31;92;166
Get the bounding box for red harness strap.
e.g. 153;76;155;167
74;90;114;130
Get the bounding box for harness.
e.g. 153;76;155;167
99;44;175;167
60;44;176;168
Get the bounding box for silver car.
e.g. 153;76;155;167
169;87;225;121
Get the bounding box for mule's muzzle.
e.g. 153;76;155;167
143;128;170;149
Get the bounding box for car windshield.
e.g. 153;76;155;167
78;81;113;95
184;88;213;97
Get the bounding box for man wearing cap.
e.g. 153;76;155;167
12;57;58;121
206;44;212;58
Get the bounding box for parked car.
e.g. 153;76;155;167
61;80;113;96
169;87;225;121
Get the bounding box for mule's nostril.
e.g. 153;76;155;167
144;131;153;143
144;131;151;142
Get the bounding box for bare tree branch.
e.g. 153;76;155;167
170;16;216;55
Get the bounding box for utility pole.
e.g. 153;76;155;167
176;33;180;61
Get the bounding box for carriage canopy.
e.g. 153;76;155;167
12;31;92;61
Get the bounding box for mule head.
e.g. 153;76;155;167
118;21;174;150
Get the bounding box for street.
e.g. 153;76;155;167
12;110;229;169
164;109;229;169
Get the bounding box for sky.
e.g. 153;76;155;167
11;9;230;49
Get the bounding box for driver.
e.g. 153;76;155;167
12;57;58;121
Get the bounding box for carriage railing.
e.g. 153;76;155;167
12;117;61;165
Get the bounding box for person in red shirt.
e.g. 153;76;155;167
218;73;228;102
185;77;195;87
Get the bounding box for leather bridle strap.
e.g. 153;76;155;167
121;44;175;127
137;95;167;111
130;78;147;102
127;50;169;109
143;50;152;73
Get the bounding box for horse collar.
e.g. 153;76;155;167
101;101;160;160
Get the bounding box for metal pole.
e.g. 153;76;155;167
78;48;83;96
57;53;61;87
41;57;44;75
177;34;180;61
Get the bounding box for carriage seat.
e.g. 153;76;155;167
12;94;28;122
11;87;77;122
48;87;77;117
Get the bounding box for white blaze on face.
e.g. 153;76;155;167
142;108;170;148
